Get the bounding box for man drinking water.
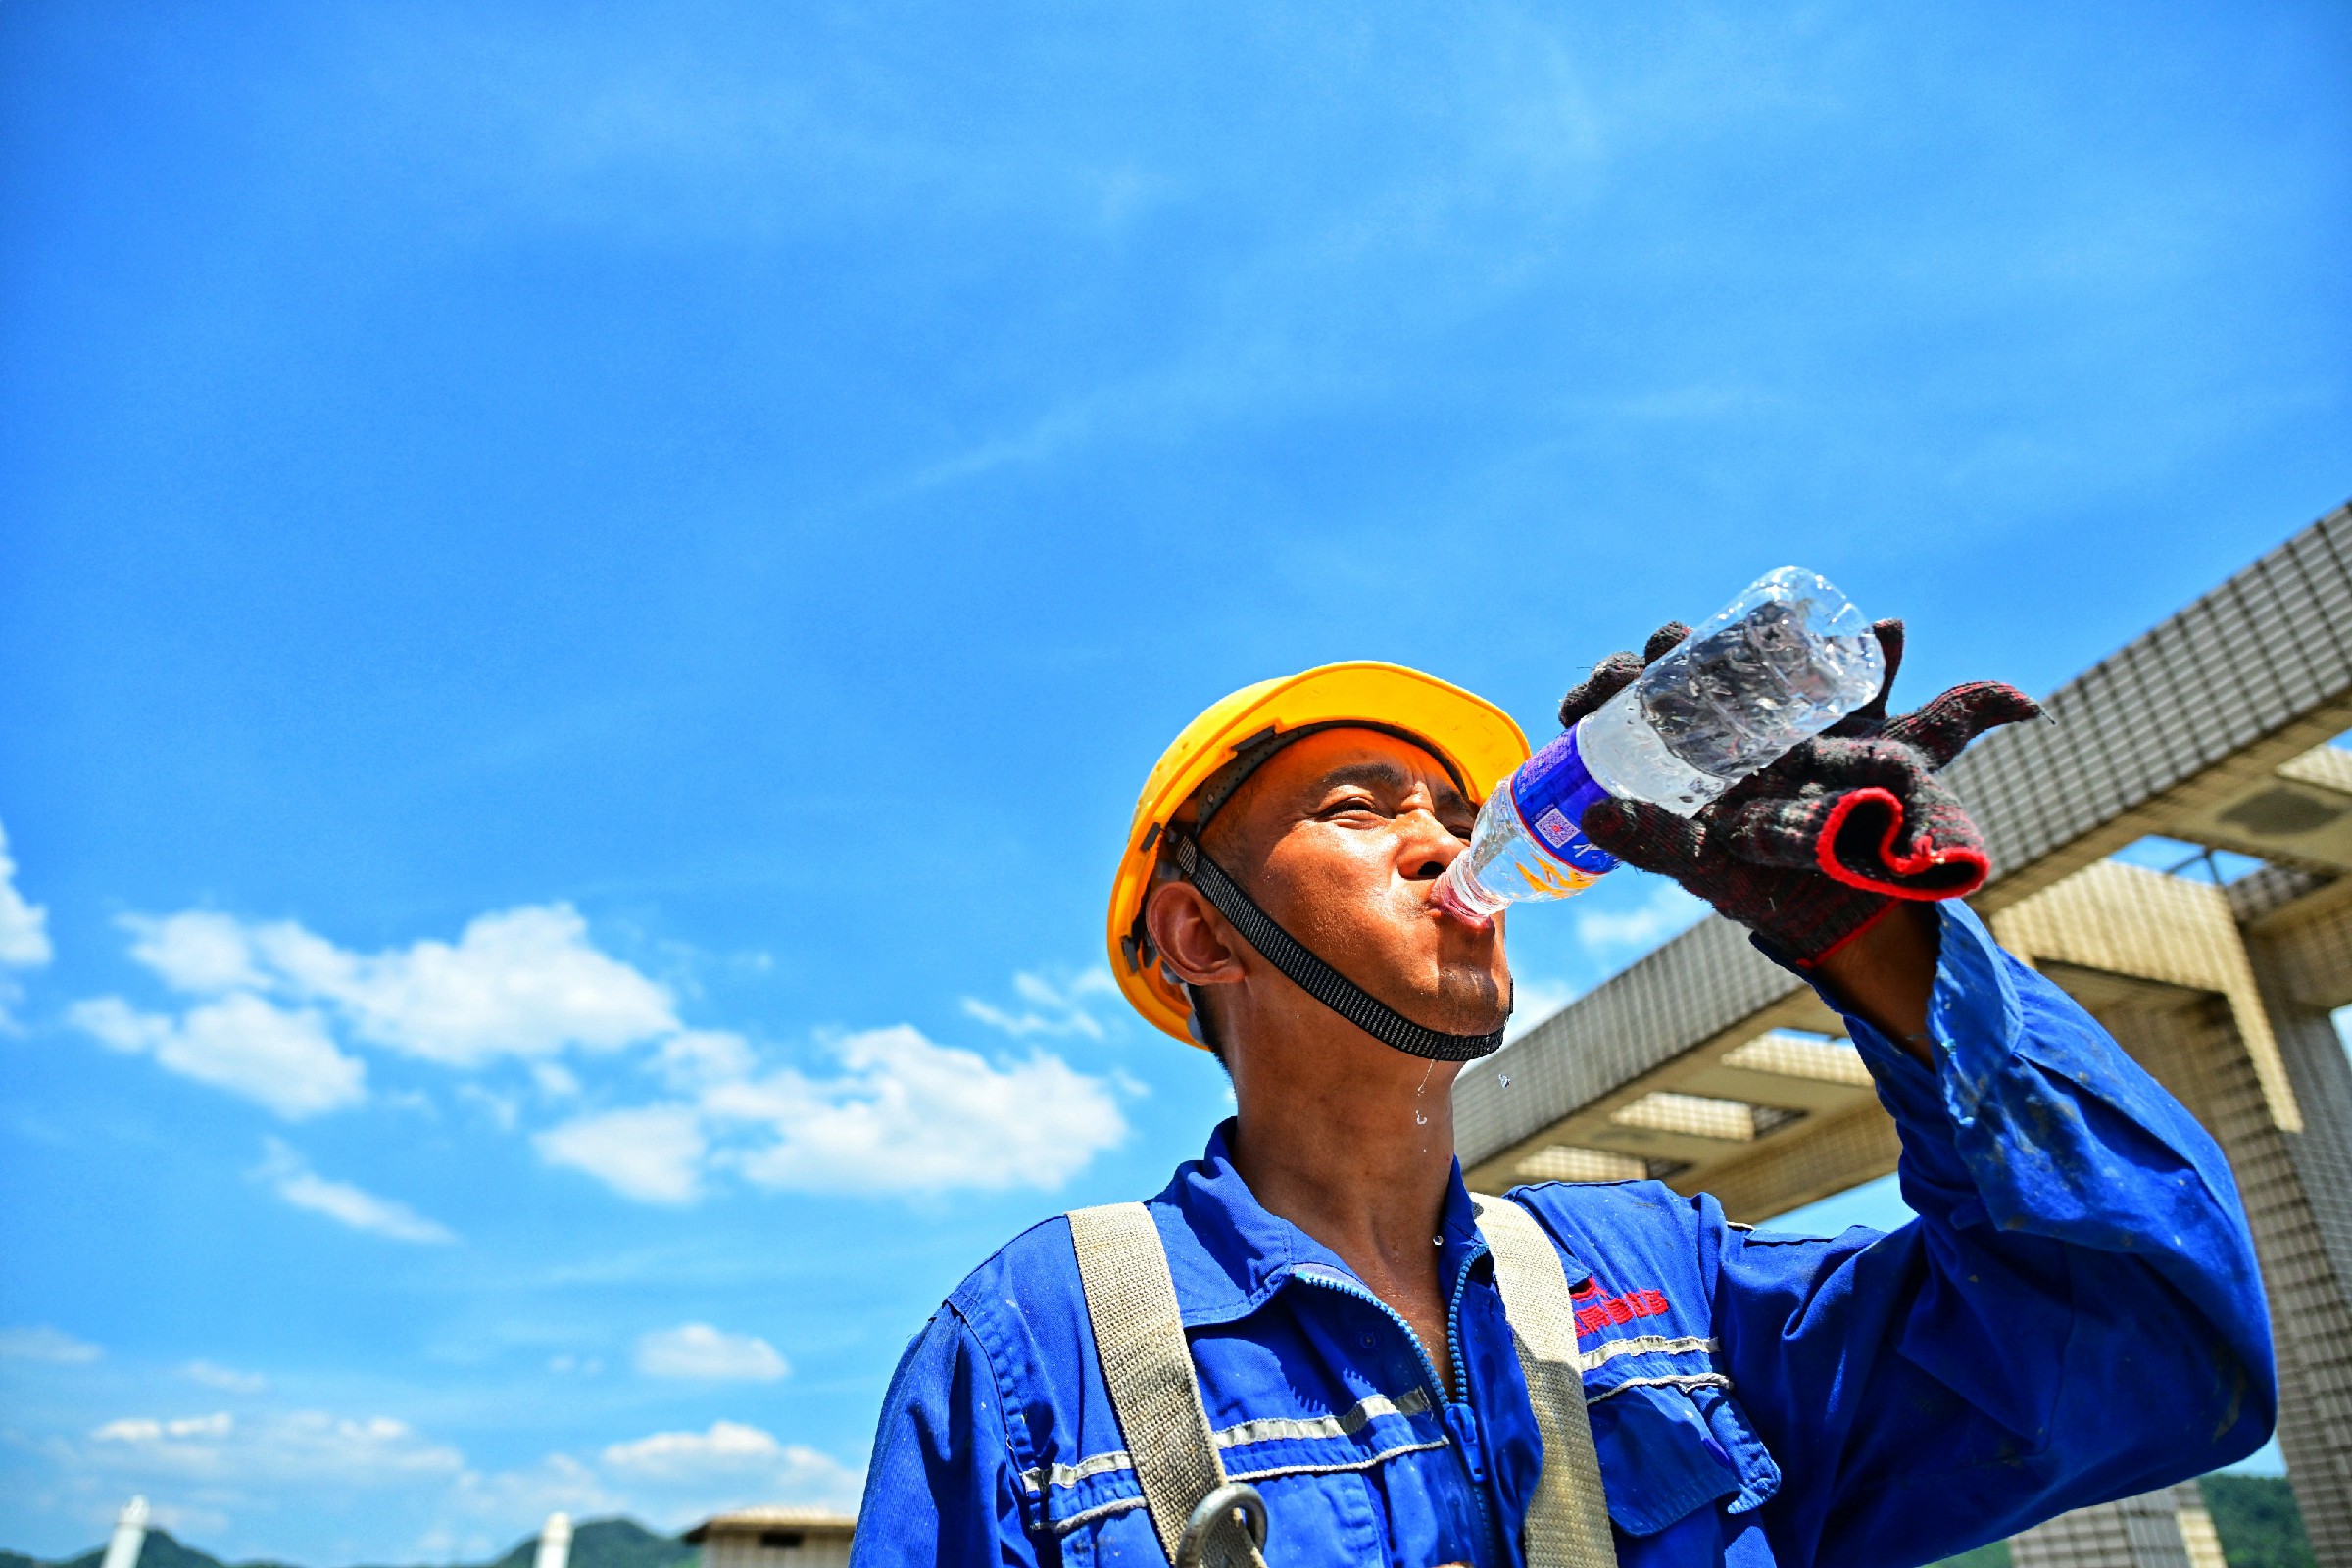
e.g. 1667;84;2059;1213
851;631;2273;1568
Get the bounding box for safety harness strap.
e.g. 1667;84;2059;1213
1070;1197;1610;1567
1067;1203;1267;1568
1172;832;1506;1062
1473;1194;1620;1568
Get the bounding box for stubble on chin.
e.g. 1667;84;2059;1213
1427;963;1509;1035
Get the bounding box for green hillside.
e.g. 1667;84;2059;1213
2199;1475;2314;1568
480;1520;694;1568
14;1530;295;1568
1928;1544;2010;1568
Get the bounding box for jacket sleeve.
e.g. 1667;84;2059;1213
1716;901;2277;1567
850;1305;1043;1568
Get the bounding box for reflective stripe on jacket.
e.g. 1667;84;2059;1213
852;904;2277;1568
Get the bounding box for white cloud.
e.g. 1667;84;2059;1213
124;911;264;993
71;996;173;1054
0;1325;103;1364
36;1342;858;1540
113;903;678;1069
0;819;53;1027
535;1104;706;1203
601;1418;786;1477
1573;880;1709;955
85;1407;463;1485
657;1028;757;1090
257;1139;458;1244
708;1025;1126;1194
260;905;679;1066
448;1452;621;1525
599;1420;861;1526
459;1083;521;1131
70;994;367;1119
0;818;53;969
59;1395;862;1544
86;906;1132;1203
960;967;1120;1040
96;1412;234;1443
183;1360;270;1394
635;1323;788;1382
532;1062;581;1098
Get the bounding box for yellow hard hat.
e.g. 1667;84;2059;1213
1107;662;1531;1047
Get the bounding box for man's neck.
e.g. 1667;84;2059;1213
1224;1009;1465;1383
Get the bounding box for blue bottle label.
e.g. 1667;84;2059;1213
1509;727;1621;876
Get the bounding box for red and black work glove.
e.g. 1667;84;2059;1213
1557;619;2041;967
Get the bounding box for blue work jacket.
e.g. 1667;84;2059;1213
854;905;2276;1567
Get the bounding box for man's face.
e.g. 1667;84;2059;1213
1195;727;1511;1040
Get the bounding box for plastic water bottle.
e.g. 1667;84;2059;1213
1433;566;1885;923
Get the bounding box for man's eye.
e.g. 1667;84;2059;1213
1320;796;1384;818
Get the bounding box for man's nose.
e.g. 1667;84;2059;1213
1398;811;1465;881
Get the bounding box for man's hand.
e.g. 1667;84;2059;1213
1560;619;2039;1043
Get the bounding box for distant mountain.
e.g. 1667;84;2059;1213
2;1529;294;1568
480;1519;694;1568
1;1517;694;1568
2199;1475;2315;1568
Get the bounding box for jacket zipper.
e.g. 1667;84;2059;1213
1446;1238;1505;1566
1294;1251;1504;1567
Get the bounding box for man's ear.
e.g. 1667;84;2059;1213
1145;879;1249;990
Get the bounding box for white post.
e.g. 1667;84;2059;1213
100;1497;149;1568
533;1513;572;1568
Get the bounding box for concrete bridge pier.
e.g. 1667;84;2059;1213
1993;860;2352;1564
2008;1483;2226;1568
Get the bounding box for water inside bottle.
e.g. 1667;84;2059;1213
1580;567;1883;818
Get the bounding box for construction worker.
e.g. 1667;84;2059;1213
852;627;2275;1568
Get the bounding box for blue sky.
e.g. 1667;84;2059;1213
2;1;2345;1557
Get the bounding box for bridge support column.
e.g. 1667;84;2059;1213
2234;875;2352;1564
2008;1484;2224;1568
1994;862;2352;1564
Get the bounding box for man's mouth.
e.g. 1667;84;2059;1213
1430;876;1494;932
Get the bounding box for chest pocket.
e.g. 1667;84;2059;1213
1587;1382;1782;1537
1051;1469;1384;1568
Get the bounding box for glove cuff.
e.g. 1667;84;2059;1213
1814;786;1992;900
1745;890;1900;971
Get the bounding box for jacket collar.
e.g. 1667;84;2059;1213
1150;1118;1491;1328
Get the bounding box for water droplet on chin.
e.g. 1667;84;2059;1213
1414;1109;1428;1126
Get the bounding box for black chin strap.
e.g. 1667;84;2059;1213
1171;831;1508;1062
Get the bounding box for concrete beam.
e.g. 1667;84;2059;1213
1459;503;2352;1177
